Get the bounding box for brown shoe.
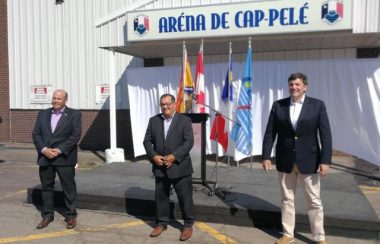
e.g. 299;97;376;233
36;217;54;229
276;235;294;244
66;218;77;229
150;225;167;237
179;227;193;241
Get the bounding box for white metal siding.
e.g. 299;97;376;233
8;0;142;109
353;0;380;33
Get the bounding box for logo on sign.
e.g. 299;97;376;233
133;15;149;36
321;0;344;24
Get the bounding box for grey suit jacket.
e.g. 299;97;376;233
262;96;332;174
32;107;82;166
143;112;194;179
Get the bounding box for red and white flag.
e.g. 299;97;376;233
194;43;205;113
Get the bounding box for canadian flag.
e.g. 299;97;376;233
210;113;228;152
210;44;235;154
194;45;205;113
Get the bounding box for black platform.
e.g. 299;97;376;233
27;161;380;239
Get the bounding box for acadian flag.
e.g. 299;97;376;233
176;42;194;113
221;44;233;104
210;43;233;153
230;44;252;156
194;42;205;113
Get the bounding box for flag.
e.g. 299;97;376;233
210;44;233;153
176;43;194;113
210;113;228;152
221;44;233;103
194;43;205;113
230;45;252;156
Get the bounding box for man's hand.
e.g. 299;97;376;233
262;159;273;173
50;148;61;157
319;164;329;177
153;155;165;167
42;148;59;159
164;154;175;168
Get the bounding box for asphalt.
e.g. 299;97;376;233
1;143;380;241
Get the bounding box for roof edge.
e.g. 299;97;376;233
95;0;155;27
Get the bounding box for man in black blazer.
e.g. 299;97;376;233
262;73;332;244
143;93;195;241
32;89;81;230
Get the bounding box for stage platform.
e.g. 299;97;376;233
27;160;380;239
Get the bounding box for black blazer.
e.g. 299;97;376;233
32;107;82;166
262;96;332;174
143;113;194;179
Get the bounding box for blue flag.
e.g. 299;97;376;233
221;46;233;102
230;46;252;156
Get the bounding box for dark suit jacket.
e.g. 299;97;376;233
262;96;332;174
32;107;82;166
143;113;194;179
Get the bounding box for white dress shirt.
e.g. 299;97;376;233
162;113;175;138
290;95;305;130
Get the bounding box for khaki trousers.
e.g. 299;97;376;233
278;165;325;242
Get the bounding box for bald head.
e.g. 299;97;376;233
51;89;68;111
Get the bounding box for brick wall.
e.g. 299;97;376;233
0;0;10;141
10;109;135;158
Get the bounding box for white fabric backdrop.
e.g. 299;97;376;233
126;59;380;166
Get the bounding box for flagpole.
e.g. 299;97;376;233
215;113;219;189
182;41;186;112
248;37;252;170
201;39;203;55
214;38;221;187
227;41;232;167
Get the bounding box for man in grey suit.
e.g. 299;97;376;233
32;89;81;229
143;93;195;241
262;73;332;244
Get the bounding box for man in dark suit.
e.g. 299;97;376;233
143;93;195;241
262;73;332;244
32;89;81;230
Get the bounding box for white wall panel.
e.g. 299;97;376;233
353;0;380;33
8;0;142;109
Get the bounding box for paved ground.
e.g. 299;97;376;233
0;143;379;243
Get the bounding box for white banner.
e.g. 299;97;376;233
126;58;380;166
127;0;352;41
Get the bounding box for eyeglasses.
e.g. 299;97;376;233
160;102;173;107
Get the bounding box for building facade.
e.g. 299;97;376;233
1;0;379;160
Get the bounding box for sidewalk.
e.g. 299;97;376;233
2;142;380;240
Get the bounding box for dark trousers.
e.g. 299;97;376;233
155;175;194;227
39;165;77;219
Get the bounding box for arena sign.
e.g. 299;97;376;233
127;0;351;41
